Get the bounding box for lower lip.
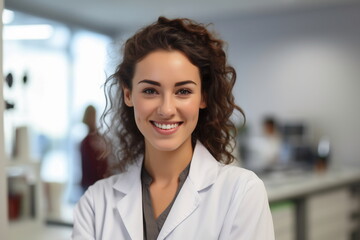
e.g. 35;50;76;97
151;123;181;135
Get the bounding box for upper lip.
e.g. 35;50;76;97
150;120;183;124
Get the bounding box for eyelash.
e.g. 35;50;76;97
142;88;158;95
176;89;192;95
141;88;192;95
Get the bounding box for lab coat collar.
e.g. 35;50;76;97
112;141;221;240
188;140;220;191
113;160;143;240
157;141;220;239
112;141;220;193
112;159;142;194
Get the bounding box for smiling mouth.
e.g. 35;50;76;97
151;121;183;130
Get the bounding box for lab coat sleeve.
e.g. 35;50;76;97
224;175;275;240
72;187;96;240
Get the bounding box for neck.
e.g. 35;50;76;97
144;139;193;183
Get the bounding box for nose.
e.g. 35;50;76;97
157;94;176;118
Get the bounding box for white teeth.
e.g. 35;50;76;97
153;122;179;130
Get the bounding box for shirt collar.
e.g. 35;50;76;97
141;162;191;187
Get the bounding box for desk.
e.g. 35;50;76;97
263;168;360;240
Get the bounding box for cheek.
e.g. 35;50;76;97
182;101;201;121
132;98;155;123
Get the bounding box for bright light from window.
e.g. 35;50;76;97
3;9;14;24
4;24;54;40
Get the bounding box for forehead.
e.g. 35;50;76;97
132;50;200;84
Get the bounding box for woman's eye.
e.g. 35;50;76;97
142;88;157;95
177;89;192;95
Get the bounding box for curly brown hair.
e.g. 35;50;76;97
102;16;245;174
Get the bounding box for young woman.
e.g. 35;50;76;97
72;17;274;240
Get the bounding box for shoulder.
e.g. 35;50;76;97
89;174;121;191
216;166;274;239
80;174;122;204
85;162;141;199
219;164;262;185
216;164;266;197
190;141;265;196
210;167;274;239
76;173;128;215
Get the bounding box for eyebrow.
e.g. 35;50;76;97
138;79;197;86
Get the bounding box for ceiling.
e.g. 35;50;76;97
5;0;359;37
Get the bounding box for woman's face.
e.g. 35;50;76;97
124;50;206;152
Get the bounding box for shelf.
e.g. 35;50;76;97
6;159;43;226
8;219;72;240
9;219;43;240
6;157;40;166
9;218;42;229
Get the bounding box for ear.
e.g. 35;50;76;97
200;93;207;109
123;87;133;107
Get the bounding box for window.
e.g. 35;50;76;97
3;10;112;207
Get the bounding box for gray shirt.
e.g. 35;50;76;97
141;163;190;240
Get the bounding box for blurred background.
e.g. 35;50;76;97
1;0;360;239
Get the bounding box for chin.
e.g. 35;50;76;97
148;138;190;152
153;142;182;152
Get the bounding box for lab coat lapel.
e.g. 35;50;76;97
157;178;200;240
113;162;144;240
157;141;219;240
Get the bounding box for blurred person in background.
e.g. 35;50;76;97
243;116;283;173
80;105;108;192
262;116;282;166
73;17;274;240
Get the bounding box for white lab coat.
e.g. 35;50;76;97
72;141;274;240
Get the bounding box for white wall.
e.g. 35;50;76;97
1;0;9;239
214;4;360;167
